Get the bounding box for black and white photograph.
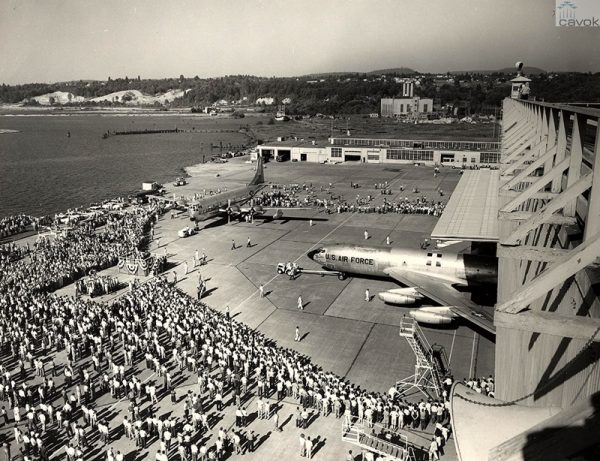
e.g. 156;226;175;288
1;1;599;460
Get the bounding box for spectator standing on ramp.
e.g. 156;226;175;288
364;230;369;240
365;289;370;302
297;295;303;310
305;436;313;459
247;236;251;248
295;326;300;342
272;410;281;432
259;284;264;298
231;239;236;250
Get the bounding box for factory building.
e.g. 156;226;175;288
257;136;501;167
380;80;434;117
380;97;434;117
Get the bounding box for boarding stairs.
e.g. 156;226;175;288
396;317;444;399
342;417;418;461
431;343;450;376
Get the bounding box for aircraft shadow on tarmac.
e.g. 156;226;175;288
197;215;329;228
320;272;497;338
257;216;329;225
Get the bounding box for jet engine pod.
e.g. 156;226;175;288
378;287;424;305
409;306;457;325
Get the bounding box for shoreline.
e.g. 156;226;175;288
0;104;270;118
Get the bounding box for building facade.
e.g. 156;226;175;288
258;137;501;167
381;97;434;117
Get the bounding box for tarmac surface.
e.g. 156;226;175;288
46;158;496;461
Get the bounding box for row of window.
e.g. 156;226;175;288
332;137;500;152
329;147;500;163
480;152;502;164
386;149;434;161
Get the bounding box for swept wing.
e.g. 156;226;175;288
384;267;495;334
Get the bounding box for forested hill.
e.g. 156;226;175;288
1;72;599;115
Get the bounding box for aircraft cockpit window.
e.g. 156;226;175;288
437;254;442;258
427;252;433;257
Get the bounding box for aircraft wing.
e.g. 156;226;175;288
238;206;311;212
384;267;495;334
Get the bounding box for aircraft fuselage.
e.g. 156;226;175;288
311;244;497;287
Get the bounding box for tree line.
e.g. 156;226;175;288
1;72;599;115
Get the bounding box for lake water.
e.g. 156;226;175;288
0;113;250;218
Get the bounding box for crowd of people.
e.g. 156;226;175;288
253;190;303;209
1;271;461;461
0;215;41;239
75;275;120;298
0;209;155;295
312;195;446;217
0;184;467;461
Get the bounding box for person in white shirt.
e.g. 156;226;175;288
305;436;313;459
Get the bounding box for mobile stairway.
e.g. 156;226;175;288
396;317;444;399
342;417;419;461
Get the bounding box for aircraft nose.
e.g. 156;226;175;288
307;249;320;260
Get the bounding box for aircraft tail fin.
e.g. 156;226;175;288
249;153;264;186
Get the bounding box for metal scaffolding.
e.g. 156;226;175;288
396;317;444;399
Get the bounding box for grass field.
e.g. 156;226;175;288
251;114;499;144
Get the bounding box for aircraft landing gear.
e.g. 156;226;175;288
337;273;347;280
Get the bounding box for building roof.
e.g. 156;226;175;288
510;75;532;83
258;139;326;148
431;169;499;242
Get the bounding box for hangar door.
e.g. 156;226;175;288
344;154;362;162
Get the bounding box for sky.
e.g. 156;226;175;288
0;0;598;84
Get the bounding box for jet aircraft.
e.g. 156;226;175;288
187;154;268;222
308;244;497;333
186;154;305;223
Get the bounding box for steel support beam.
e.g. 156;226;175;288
551;111;568;192
496;232;600;314
500;157;570;213
501;136;549;178
503;191;559;200
498;210;577;225
496;245;570;263
501;144;557;191
494;309;600;339
584;123;600;241
563;114;585;216
502;175;591;245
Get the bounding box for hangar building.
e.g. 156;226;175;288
257;137;501;167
